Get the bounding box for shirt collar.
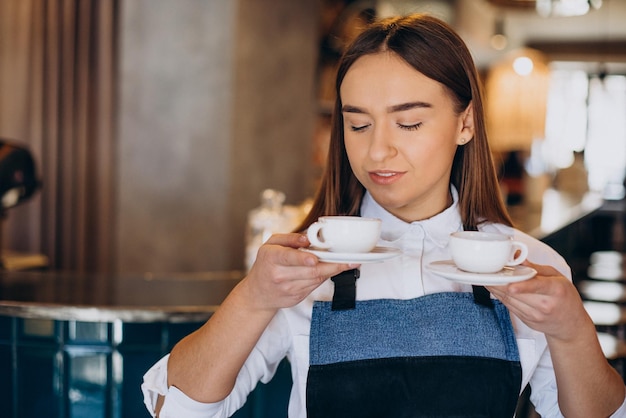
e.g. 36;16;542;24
360;186;463;248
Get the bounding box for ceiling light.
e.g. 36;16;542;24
491;34;508;50
490;16;508;50
513;56;534;75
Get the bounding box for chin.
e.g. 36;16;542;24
369;193;408;214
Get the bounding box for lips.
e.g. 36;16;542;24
368;170;404;185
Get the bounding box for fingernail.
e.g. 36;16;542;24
305;257;316;266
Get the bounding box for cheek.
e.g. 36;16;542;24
407;137;457;170
344;141;371;183
424;126;460;153
344;138;364;164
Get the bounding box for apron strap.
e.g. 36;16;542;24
464;223;494;308
331;268;360;311
472;285;494;307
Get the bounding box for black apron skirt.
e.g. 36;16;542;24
306;292;522;417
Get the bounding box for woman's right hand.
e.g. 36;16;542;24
164;233;355;405
242;233;358;311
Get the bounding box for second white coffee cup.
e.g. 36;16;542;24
449;231;528;274
307;216;381;253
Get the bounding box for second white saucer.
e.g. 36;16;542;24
425;260;537;285
301;246;402;264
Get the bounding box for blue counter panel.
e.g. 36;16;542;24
1;315;291;418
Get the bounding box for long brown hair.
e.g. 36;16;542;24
298;14;511;231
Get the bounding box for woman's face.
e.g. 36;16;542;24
340;51;473;222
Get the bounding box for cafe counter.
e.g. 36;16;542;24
0;270;294;418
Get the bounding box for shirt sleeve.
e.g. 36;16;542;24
528;347;564;417
141;354;170;417
141;309;292;417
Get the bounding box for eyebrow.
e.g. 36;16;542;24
342;101;433;114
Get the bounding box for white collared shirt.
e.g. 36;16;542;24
142;189;626;418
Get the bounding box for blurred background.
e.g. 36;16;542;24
1;0;625;278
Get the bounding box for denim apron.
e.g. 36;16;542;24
305;290;522;417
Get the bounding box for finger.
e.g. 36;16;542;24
507;272;571;299
506;277;546;295
486;275;542;296
487;286;539;319
264;233;310;249
520;259;560;276
256;239;317;268
317;262;362;279
267;244;359;280
487;280;546;307
272;262;360;305
488;278;563;315
299;258;361;282
487;280;540;306
278;240;360;272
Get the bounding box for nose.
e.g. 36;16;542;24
368;124;397;162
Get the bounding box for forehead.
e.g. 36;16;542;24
340;52;450;106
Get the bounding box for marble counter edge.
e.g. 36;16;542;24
0;300;218;323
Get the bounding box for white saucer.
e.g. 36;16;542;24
425;260;537;285
301;246;402;264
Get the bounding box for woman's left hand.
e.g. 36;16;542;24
486;260;592;342
489;261;626;417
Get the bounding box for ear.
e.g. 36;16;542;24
456;102;475;145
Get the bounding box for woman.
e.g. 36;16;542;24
143;14;626;417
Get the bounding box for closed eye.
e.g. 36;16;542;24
350;124;371;132
398;122;422;131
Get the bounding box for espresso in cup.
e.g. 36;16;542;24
307;216;381;253
449;231;528;274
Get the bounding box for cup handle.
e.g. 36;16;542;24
507;241;528;267
307;222;330;249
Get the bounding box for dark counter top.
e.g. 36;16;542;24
0;270;243;322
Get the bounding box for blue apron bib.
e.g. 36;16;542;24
306;292;522;417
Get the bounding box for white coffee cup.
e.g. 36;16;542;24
307;216;381;253
449;231;528;274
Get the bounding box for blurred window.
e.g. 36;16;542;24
544;67;626;198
